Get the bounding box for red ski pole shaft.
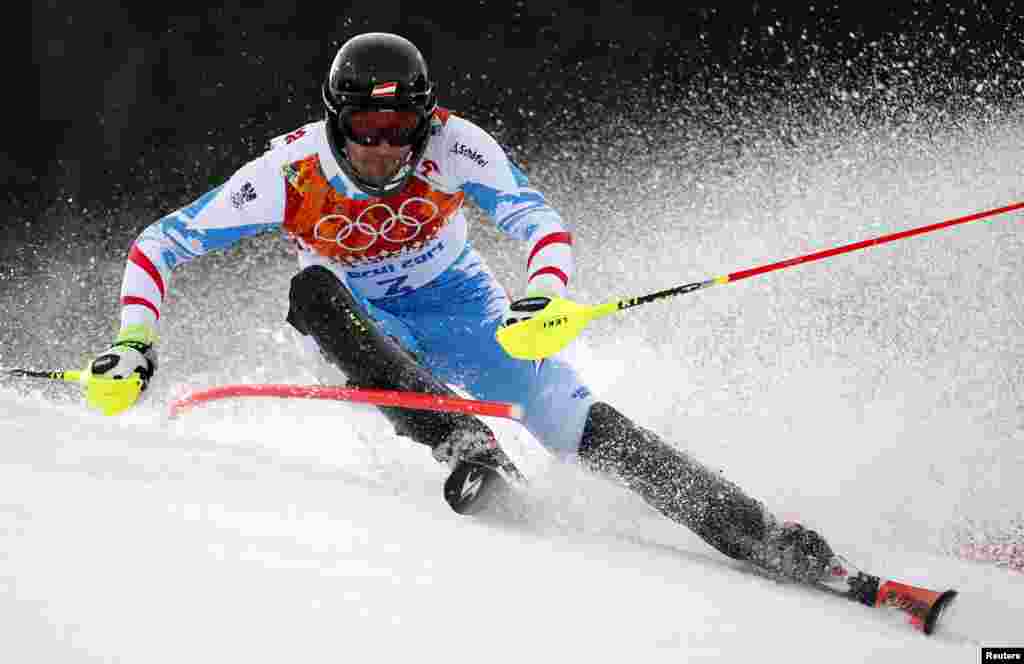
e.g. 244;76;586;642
616;201;1024;311
723;201;1024;284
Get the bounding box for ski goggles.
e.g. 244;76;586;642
341;110;426;147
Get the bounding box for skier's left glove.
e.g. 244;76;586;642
86;323;158;415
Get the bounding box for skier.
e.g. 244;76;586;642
86;32;941;618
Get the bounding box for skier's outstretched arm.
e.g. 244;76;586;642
87;151;285;413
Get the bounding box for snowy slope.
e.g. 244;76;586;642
1;347;1021;663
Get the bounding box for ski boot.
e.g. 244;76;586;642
748;521;837;584
433;426;525;515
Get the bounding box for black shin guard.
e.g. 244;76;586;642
577;402;770;561
286;265;482;449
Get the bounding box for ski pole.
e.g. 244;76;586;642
496;201;1024;360
4;367;143;416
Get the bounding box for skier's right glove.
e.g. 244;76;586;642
87;324;158;415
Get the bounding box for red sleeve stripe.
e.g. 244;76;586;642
129;245;166;299
528;266;569;287
526;232;572;270
121;296;161;321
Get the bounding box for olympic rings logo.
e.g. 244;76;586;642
313;197;440;252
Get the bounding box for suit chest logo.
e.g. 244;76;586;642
314;197;440;251
283;156;462;265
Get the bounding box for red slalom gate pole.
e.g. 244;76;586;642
169;384;524;421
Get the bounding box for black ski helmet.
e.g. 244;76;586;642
322;32;438;197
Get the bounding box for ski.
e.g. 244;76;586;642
814;557;958;636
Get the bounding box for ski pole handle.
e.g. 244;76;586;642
5;367;143;416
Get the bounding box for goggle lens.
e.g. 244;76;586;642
342;110;423;146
